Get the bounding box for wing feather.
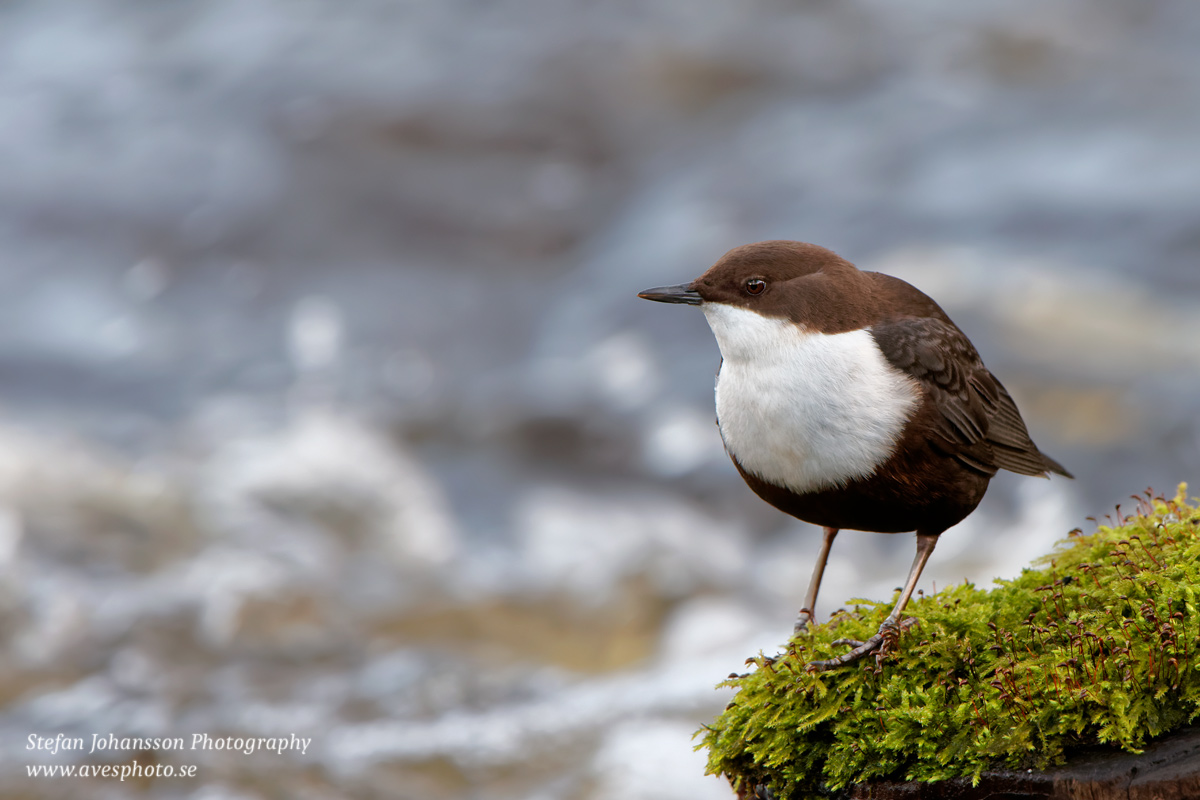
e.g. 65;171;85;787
870;318;1070;478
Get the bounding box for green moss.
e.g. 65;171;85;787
701;485;1200;799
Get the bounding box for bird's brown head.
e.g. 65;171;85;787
638;240;878;333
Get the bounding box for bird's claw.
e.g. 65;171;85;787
805;633;885;672
829;637;865;647
793;608;814;635
805;618;916;672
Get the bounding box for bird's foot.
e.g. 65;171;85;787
805;632;885;672
829;637;866;648
793;608;814;635
805;618;915;673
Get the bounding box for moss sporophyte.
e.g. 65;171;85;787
701;485;1200;799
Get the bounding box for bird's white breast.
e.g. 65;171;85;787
701;303;921;494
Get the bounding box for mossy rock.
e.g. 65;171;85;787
701;485;1200;799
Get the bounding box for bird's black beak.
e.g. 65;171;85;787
637;282;703;305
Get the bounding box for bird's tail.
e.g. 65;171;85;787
1039;451;1074;479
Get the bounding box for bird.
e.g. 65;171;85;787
638;240;1072;670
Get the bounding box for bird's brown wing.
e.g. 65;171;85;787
870;318;1071;478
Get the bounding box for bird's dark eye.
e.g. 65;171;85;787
745;279;766;295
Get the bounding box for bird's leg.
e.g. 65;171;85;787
794;527;838;634
806;533;938;672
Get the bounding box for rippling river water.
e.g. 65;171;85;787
3;2;1200;798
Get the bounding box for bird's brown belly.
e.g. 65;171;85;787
731;442;991;536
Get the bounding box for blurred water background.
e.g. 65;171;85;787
3;1;1200;798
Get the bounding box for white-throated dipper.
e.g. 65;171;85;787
639;241;1072;671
